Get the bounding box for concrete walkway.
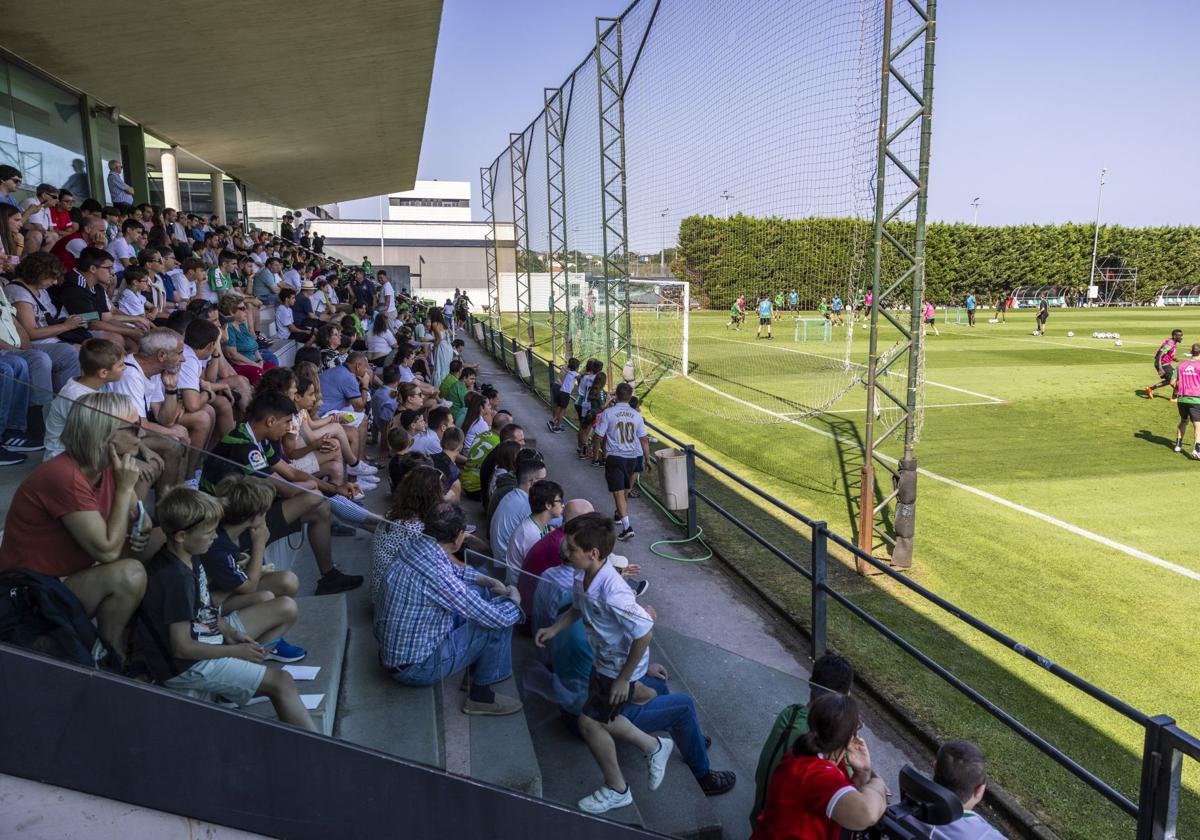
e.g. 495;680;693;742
462;338;923;838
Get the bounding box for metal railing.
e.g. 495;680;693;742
470;315;1195;840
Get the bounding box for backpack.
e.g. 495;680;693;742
751;703;810;825
0;569;105;667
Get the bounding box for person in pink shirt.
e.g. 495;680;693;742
1146;329;1183;400
922;300;939;337
1171;342;1200;458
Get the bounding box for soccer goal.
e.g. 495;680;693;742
793;317;832;342
627;279;690;380
943;306;966;325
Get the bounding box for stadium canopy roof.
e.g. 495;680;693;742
0;0;442;208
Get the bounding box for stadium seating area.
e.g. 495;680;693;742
0;191;1011;838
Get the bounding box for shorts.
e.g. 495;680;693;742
924;317;935;325
163;612;266;706
554;388;571;409
1178;402;1200;422
605;455;640;493
1037;312;1048;323
1159;364;1174;385
759;317;772;325
263;498;306;543
581;668;632;724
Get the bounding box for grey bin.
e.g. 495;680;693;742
654;447;688;513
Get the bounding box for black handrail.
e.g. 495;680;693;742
469;316;1194;839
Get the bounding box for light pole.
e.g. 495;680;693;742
377;194;386;268
1087;168;1107;305
659;208;669;275
720;190;733;218
970;196;981;226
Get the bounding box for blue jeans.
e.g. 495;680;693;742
621;678;710;779
260;348;280;366
0;353;31;432
391;614;514;688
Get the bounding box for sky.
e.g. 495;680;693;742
340;0;1200;229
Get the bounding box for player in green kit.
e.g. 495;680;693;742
726;294;745;330
774;291;785;313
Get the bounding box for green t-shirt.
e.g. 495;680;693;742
208;268;234;293
819;302;829;315
730;302;740;316
461;431;499;493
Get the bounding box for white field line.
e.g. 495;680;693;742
809;400;1004;415
685;374;1200;583
709;336;1006;403
946;325;1152;357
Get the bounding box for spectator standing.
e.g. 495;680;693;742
375;501;524;715
107;160;135;208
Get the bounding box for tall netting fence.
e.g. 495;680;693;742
480;0;931;432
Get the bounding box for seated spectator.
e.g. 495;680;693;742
461;403;509;501
412;406;452;456
369;463;444;604
6;251;84;392
918;741;1007;839
66;250;153;351
253;256;283;303
180;317;236;441
19;183;62;253
42;338;120;459
50;214;105;272
370;365;400;431
479;422;525;504
374;500;523;716
366;312;397;363
219;294;278;384
752;693;888;838
430;426;464;497
109;327;194;483
533;513;676;815
751;654;855;825
522;499;594;613
274;287;311;343
0;345;34;465
106;218;142;277
317;351;372;461
487;445;539;519
442;362;476;427
292;365;375;486
201;390;363;596
0;392;148;662
198;475;304;656
489;454;546;562
0;276;73;453
503;479;564;585
129;486;315;731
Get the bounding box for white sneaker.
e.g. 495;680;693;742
355;474;380;486
646;736;674;790
578;785;633;814
347;460;379;477
182;477;200;490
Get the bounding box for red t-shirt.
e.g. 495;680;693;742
518;527;566;617
751;752;856;840
50;207;74;231
0;455;117;577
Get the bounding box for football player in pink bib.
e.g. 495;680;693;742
1171;342;1200;458
1147;329;1183;400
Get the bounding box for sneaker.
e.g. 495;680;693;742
315;566;363;595
698;770;737;796
1192;449;1200;461
0;447;26;467
352;489;366;501
646;736;674;790
1175;441;1184;453
182;477;201;490
614;511;621;521
347;460;379;476
546;419;557;433
617;526;635;542
632;579;649;597
331;523;357;537
592;459;603;467
461;693;523;716
578;785;634;815
355;474;380;487
2;434;43;452
265;639;307;663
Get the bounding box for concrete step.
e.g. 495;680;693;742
468;673;542;796
244;594;348;736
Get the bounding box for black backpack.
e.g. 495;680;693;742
0;569;105;667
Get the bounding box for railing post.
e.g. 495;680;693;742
811;522;828;661
525;346;534;388
1137;714;1181;840
684;444;698;539
548;359;557;405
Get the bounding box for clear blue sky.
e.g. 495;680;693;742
344;0;1200;229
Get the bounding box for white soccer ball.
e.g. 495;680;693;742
1032;330;1040;336
1091;332;1099;338
1115;340;1123;347
1067;331;1075;337
1114;333;1121;339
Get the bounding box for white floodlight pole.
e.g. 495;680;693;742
970;196;981;226
1087;168;1107;305
378;194;386;268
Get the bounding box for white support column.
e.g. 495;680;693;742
160;147;182;212
209;172;226;224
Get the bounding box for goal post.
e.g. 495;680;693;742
625;278;690;380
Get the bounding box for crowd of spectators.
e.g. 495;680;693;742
0;167;1008;833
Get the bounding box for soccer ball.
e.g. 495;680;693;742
1115;340;1123;347
1032;330;1040;336
1067;331;1075;337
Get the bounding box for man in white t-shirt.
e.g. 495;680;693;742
18;184;61;253
105;219;142;277
180;318;235;441
108;327;190;486
534;513;672;815
503;479;564;585
594;382;653;542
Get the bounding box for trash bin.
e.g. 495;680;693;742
655;447;688;513
514;348;531;379
473;322;484;341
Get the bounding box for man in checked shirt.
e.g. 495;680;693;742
374;500;525;715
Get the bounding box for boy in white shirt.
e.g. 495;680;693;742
594;382;653;542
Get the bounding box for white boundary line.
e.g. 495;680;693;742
685;374;1200;583
811;400;1003;415
709;336;1006;403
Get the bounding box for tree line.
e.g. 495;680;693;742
670;215;1200;307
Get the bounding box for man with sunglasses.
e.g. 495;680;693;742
0;165;22;209
18;183;63;254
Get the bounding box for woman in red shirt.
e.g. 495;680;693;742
752;693;889;840
0;391;147;662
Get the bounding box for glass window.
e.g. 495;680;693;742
0;58;87;201
93;117;122;205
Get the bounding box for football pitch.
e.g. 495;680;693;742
637;306;1199;837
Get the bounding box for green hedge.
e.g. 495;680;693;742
672;215;1200;307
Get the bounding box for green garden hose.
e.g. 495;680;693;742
635;475;713;563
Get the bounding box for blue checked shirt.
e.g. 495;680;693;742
374;533;523;669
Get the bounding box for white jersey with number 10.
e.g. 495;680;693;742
595;403;647;458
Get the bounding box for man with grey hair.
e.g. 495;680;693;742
110;326;190;486
107;159;134;208
318;351;373;466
